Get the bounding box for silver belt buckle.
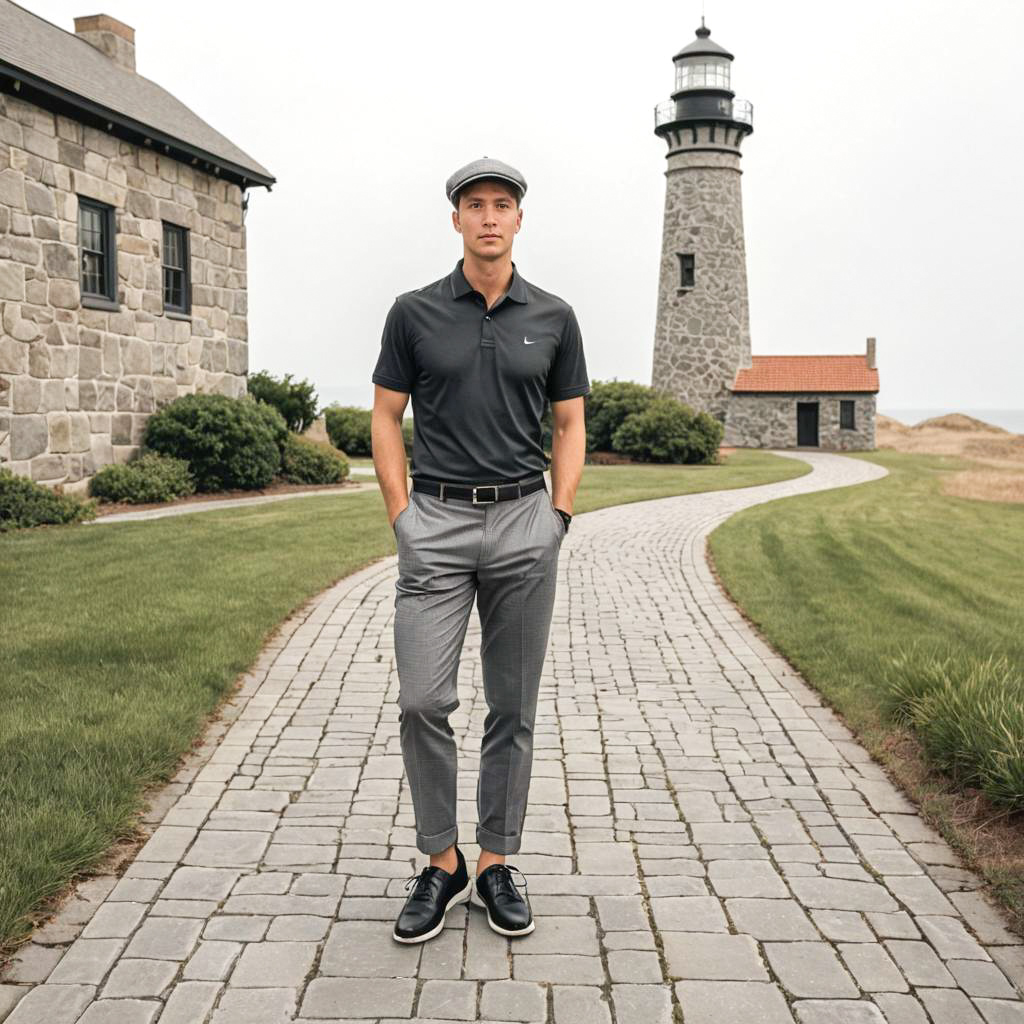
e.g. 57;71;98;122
472;485;499;504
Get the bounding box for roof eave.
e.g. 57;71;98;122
0;59;275;190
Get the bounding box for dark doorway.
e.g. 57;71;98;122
797;402;819;446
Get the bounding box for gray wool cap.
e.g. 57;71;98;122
445;156;527;207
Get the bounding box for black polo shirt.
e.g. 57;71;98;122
371;258;590;484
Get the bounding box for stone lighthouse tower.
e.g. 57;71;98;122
650;20;755;424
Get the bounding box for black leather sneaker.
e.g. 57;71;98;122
473;863;535;936
392;846;472;944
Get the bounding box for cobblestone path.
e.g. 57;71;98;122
5;451;1024;1024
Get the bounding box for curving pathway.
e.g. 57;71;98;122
4;451;1024;1024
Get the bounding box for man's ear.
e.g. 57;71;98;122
452;209;462;235
514;207;523;234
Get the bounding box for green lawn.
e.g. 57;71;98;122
708;450;1024;930
0;449;803;952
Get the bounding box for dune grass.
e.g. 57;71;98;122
708;450;1024;930
0;449;802;953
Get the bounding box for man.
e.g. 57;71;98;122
370;156;589;945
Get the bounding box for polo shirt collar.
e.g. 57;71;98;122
449;258;529;304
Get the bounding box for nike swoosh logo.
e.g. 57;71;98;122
523;337;537;344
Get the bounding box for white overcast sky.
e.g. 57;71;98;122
30;0;1024;411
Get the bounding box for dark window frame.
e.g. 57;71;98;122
677;252;695;290
78;195;118;309
161;221;191;317
840;399;856;430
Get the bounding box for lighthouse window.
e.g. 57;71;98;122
840;400;856;429
676;60;731;92
677;253;695;289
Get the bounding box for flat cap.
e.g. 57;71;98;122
445;156;527;207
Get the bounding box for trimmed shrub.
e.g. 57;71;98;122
88;453;195;504
584;379;658;452
142;393;285;492
0;468;97;531
611;396;723;464
247;370;319;433
280;434;349;485
884;643;1024;811
324;404;372;457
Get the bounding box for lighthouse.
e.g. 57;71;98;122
650;20;755;424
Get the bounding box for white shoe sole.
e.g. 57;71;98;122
470;888;536;936
392;878;473;944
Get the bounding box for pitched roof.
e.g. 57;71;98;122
0;0;274;188
731;355;879;393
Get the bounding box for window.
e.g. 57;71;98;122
675;59;731;92
677;253;695;290
840;400;856;429
78;196;117;306
162;222;190;315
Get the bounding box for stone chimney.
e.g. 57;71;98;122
74;14;136;72
866;336;876;369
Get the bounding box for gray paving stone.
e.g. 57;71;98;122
210;987;296;1023
100;959;178;998
155;981;221;1024
612;984;673;1024
788;877;898;913
649;896;728;932
513;954;604;984
885;939;957;987
80;904;148;940
47;940;125;984
765;942;859;998
183;831;270;868
76;1000;161;1024
792;1000;886;1023
480;980;547;1022
552;986;613;1024
708;859;789;897
183;941;242;981
973;999;1024;1023
948;960;1019;999
229;941;316;988
319;920;421;977
5;984;96;1024
662;932;767;981
837;942;909;992
726;898;819;940
872;993;930;1024
917;916;993;961
162;867;240;902
675;980;795;1024
515;916;598;955
416;979;477;1020
607;950;663;982
917;986;986;1023
300;978;416;1019
123;918;202;962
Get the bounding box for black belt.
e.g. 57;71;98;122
412;474;546;504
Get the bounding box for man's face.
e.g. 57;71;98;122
452;181;522;262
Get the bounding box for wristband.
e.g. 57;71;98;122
555;508;572;532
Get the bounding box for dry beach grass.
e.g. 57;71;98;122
878;412;1024;502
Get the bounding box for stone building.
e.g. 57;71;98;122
0;3;275;492
651;21;879;450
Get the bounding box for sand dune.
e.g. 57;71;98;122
877;413;1024;503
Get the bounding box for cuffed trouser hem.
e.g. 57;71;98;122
417;825;459;856
476;824;522;855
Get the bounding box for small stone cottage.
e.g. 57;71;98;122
726;339;879;451
0;3;275;492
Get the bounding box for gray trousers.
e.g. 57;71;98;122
391;476;566;855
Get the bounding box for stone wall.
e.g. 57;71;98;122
0;90;249;494
650;129;753;425
725;392;877;451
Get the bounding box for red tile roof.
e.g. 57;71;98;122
731;355;879;393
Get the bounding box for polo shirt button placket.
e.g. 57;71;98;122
481;313;496;348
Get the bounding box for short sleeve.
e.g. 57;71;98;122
546;305;591;401
371;299;416;393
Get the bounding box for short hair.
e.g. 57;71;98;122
453;177;522;210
